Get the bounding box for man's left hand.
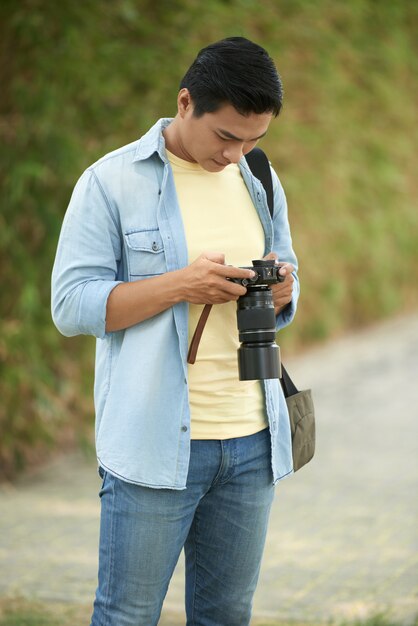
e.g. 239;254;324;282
263;252;295;315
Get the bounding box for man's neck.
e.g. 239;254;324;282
162;117;191;162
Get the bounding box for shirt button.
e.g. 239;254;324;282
152;242;158;251
181;426;188;432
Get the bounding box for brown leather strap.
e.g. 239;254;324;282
187;304;213;364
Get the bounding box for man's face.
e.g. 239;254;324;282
176;90;273;172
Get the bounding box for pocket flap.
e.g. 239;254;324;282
125;230;164;253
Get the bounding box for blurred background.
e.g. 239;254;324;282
1;0;417;480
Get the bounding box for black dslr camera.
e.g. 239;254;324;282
230;259;284;381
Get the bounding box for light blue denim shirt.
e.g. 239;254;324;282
51;118;300;489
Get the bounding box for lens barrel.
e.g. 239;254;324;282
236;287;281;380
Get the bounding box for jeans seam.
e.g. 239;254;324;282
103;474;116;625
190;511;200;625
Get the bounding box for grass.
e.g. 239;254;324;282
0;598;91;625
0;598;416;626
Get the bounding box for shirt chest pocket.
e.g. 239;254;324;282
124;229;166;280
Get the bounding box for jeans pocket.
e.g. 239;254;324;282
98;466;107;496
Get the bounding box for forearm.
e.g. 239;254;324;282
105;270;186;332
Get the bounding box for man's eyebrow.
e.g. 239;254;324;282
217;128;268;142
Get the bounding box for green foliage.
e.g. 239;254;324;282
1;0;417;477
346;617;418;626
270;1;418;346
0;598;91;626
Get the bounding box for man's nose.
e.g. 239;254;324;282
222;143;244;164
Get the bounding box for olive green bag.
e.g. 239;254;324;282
280;364;315;472
246;147;316;472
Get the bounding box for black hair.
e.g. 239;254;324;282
179;37;283;117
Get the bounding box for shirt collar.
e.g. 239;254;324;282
132;118;173;163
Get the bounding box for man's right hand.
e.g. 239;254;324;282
179;252;255;305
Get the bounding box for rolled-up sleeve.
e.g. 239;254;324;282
270;166;300;331
51;168;123;339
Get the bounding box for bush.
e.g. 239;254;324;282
1;0;417;477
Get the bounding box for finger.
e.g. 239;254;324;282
221;282;248;298
216;264;256;279
263;252;278;262
204;280;248;303
278;262;295;276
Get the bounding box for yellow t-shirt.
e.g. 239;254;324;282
167;150;268;439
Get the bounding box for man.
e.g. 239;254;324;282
52;37;299;626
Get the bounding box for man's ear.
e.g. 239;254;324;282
177;88;193;118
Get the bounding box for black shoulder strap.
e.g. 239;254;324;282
245;147;274;218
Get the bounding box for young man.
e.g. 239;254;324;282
52;37;299;626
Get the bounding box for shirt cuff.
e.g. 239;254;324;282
78;280;124;339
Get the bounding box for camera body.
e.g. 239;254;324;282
230;259;285;381
230;258;285;289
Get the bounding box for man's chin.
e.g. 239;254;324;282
207;159;228;171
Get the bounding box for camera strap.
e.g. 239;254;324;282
187;303;212;364
187;148;274;366
244;147;274;218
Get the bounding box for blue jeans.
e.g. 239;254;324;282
90;428;275;626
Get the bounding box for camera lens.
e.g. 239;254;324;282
236;287;281;380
